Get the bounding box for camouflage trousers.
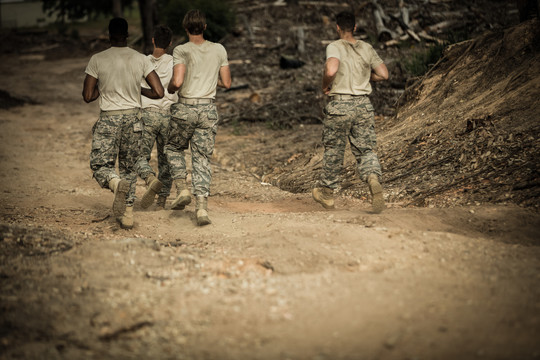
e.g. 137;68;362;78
319;96;382;189
135;108;172;197
165;103;219;197
90;109;142;206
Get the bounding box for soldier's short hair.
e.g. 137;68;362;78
335;11;355;33
153;25;173;49
182;9;206;35
109;17;128;37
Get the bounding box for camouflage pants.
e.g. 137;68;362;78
90;109;142;206
319;97;382;189
135;108;172;197
165;103;218;197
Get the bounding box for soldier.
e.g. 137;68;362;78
166;9;231;226
312;11;389;213
136;25;178;210
83;18;164;229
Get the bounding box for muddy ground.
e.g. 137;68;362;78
1;1;540;359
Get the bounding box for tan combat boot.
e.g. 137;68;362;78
367;174;384;214
171;179;191;210
195;195;211;226
109;177;129;218
140;174;163;209
117;206;134;229
155;195;167;210
312;187;335;209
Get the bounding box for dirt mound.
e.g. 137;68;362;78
258;19;540;208
0;223;78;257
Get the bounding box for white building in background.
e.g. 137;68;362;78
1;0;60;29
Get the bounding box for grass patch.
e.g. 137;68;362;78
403;30;472;77
404;43;446;77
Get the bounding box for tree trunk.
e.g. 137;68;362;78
112;0;123;18
138;0;155;54
373;9;392;42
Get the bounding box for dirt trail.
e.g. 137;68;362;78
1;56;540;360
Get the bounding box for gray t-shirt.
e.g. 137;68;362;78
172;41;229;99
85;46;154;111
326;39;383;96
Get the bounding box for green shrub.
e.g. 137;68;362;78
160;0;236;42
404;43;445;77
403;29;472;77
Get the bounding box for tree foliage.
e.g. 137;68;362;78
42;0;135;21
159;0;236;42
40;0;236;50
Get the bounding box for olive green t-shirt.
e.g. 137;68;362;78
172;41;229;99
326;39;383;96
85;46;154;111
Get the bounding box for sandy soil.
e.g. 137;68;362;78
1;53;540;360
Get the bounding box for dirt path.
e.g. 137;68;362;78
1;56;539;360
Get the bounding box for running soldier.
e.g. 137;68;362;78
136;25;178;210
312;11;389;213
83;18;164;229
166;9;231;226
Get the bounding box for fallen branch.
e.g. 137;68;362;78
98;321;154;342
299;1;349;6
91;214;110;223
426;20;459;33
392;1;421;42
297;27;305;54
372;0;391;23
228;59;252;65
239;14;254;41
225;84;250;92
374;9;394;42
418;30;445;44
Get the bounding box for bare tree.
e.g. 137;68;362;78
112;0;123;18
138;0;157;54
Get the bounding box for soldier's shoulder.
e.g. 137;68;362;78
357;39;376;50
326;40;343;52
93;46;114;57
210;42;228;56
173;43;189;51
171;43;188;56
209;41;226;50
328;39;343;47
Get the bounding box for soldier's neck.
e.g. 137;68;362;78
340;32;356;44
188;34;206;45
152;48;167;58
110;41;127;47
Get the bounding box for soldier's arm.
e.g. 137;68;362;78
322;57;339;94
217;65;232;89
82;74;99;103
142;70;164;99
371;63;389;82
168;64;186;94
